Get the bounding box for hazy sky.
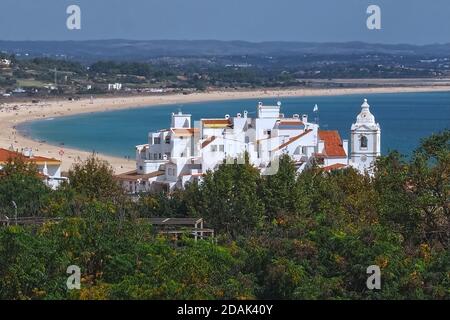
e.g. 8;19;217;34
1;0;449;44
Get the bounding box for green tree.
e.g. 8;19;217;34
192;156;265;237
409;130;450;246
260;155;298;221
0;156;51;217
67;154;123;202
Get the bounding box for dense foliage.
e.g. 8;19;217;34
0;131;448;300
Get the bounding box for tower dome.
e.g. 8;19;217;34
356;99;375;124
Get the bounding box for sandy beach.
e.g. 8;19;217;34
1;85;449;173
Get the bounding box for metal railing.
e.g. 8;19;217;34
0;216;215;241
0;216;63;227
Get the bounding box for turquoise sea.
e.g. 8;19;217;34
18;91;450;159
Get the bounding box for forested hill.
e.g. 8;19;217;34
1;40;449;61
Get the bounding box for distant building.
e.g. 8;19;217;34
12;88;26;94
149;88;164;93
0;148;66;189
0;58;11;67
44;84;57;90
108;83;122;91
117;99;380;193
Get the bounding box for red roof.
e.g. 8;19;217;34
115;170;164;181
202;119;232;128
181;172;204;177
278;120;304;126
201;136;216;149
322;163;347;172
203;119;230;124
318;130;347;158
171;128;199;137
0;148;61;165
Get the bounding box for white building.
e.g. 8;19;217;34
117;99;380;193
0;148;66;189
350;99;381;174
0;58;11;67
108;83;122;91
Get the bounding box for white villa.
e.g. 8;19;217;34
0;147;66;189
117;99;381;193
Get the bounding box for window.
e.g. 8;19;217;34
245;136;250;144
154;137;161;144
211;145;217;152
302;146;307;155
139;166;143;171
159;153;162;159
153;153;157;160
360;136;368;149
165;136;170;144
219;145;224;152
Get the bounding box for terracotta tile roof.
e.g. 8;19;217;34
318;130;347;158
278;120;304;127
201;136;216;149
272;129;312;151
181;172;204;177
115;170;165;181
202;119;232;128
171;128;199;137
0;148;61;165
321;163;347;172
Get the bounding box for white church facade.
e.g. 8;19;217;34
117;99;381;193
350;99;381;173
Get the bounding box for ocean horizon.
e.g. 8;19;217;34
18;91;450;159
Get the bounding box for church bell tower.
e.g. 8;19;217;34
350;99;381;174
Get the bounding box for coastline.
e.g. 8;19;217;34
1;85;450;173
